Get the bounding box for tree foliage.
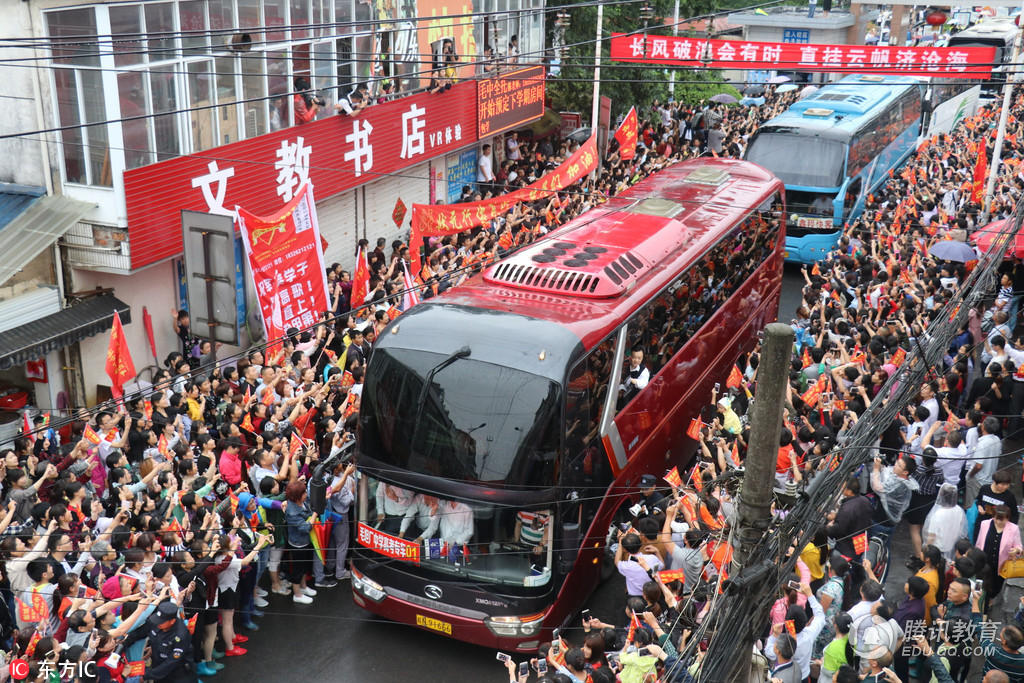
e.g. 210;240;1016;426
546;0;747;120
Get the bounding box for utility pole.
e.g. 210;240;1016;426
669;0;679;99
703;322;793;682
589;0;604;182
982;11;1024;223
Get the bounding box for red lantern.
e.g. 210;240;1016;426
925;10;947;26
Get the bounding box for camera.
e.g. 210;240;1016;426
905;554;924;573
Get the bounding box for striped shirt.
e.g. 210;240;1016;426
976;614;1024;682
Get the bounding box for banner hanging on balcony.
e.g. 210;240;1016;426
609;33;996;79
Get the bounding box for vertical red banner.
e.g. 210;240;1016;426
237;183;330;343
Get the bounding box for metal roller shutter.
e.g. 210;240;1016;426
361;160;430;252
316;189;357;270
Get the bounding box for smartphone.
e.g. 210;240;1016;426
519;661;529;677
787;580;801;590
550;641;560;656
552;628;560;641
581;609;591;622
120;499;131;511
714;382;721;393
887;319;899;326
496;652;512;663
971;579;983;593
638;647;651;656
537;660;548;675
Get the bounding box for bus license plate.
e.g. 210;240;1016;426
795;216;833;230
416;614;453;635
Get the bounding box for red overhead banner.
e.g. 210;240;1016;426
237;183;330;340
610;33;996;79
123;81;479;270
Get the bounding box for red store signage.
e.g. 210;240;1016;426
123;81;479;270
610;33;996;80
356;522;421;564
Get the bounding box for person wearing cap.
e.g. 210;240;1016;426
714;394;741;435
121;600;198;683
637;474;663;512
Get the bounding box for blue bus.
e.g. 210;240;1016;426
744;74;923;263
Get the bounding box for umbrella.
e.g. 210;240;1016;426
709;93;738;104
776;83;798;93
799;85;820;99
743;84;765;96
309;511;334;564
769;75;791;84
928;239;979;262
972;219;1024;258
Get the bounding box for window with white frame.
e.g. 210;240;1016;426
45;0;383;186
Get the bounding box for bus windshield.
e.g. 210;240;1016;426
947;40;1006;64
360;348;561;486
357;475;554;587
745;133;846;189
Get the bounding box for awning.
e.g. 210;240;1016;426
0;295;130;370
0;186;94;286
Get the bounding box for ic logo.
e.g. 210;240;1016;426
424;584;443;600
9;658;28;680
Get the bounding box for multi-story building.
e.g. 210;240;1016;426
0;0;545;413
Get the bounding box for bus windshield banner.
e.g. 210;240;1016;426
610;33;995;79
357;522;421;564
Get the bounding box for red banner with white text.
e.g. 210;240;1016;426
610;33;996;79
237;183;330;343
409;134;599;273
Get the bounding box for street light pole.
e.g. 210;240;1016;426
982;11;1024;223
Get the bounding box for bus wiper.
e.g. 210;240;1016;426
412;346;471;434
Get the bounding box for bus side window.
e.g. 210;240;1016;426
844;178;862;216
564;342;614;525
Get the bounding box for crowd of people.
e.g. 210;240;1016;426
486;94;1024;683
9;77;1024;683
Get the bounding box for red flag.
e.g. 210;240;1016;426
853;532;868;556
142;306;158;361
240;413;254;432
663;467;682;488
784;619;797;637
351;247;370;312
143;400;153;420
686;418;703;440
261;387;276;406
158;434;169;458
801;382;821;408
810;263;821;276
689;465;704;492
726;365;743;389
890;347;906;367
972;143;988;204
801;347;812;369
339;371;355;391
242;385;251;406
21;412;33;443
104;311;136;399
730;441;741;467
83;424;102;445
289;434;303;458
613;106;639;160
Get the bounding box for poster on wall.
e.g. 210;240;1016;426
25;359;47;383
446;149;478;204
236;183;331;344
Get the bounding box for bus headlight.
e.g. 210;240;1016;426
351;568;386;602
484;612;546;637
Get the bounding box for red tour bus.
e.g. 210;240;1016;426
351;158;785;651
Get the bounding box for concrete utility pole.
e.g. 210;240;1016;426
982;11;1024;223
705;322;793;682
589;0;604;185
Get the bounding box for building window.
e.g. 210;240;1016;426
47;8;112;187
